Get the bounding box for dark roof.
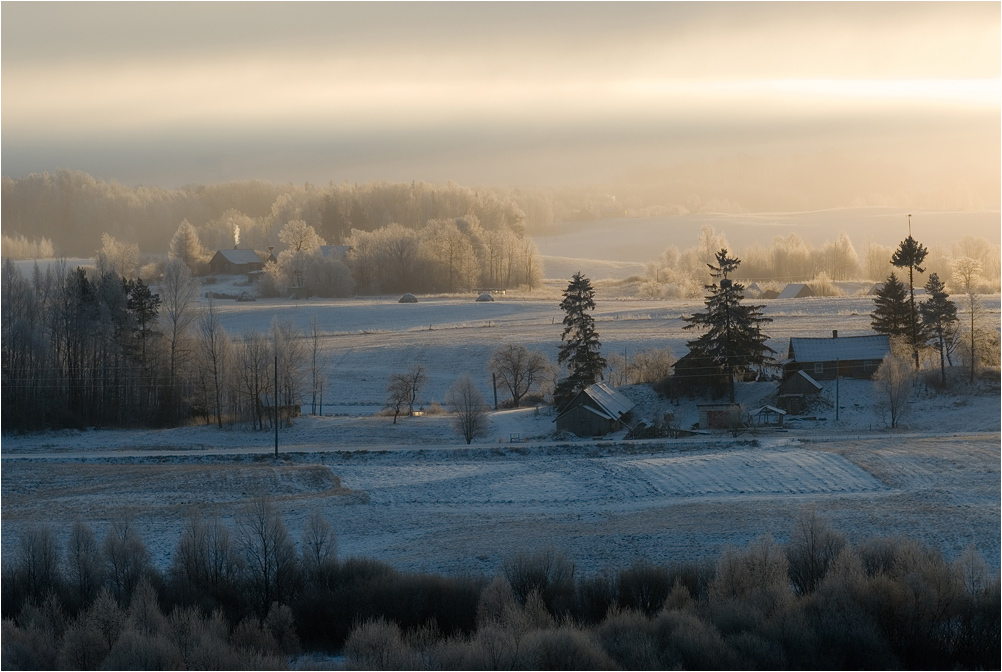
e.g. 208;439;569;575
213;249;263;265
789;334;890;363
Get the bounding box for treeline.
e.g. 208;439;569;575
1;170;563;258
0;258;317;431
641;225;1002;299
2;507;997;669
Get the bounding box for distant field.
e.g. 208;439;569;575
534;207;1000;269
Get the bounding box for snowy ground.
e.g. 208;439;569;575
2;285;1000;577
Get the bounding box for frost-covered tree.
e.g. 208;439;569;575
919;273;958;386
555;273;606;409
96;233;139;279
168;219;208;274
873;351;914;428
683;250;773;404
952;257;989;382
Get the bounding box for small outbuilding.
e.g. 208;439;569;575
777;369;823;414
749;405;786;428
697;403;742;430
760;289;780;299
209;248;266;275
398;293;418;303
555;382;635;437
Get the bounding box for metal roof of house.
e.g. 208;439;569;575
214;249;264;264
789;334;890;363
582;382;635;419
556;382;635;423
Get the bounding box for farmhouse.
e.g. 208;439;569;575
555;382;635;437
209;248;266;274
783;332;890;381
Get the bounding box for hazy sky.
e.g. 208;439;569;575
2;2;999;202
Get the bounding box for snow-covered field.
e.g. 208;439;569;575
2;284;1000;578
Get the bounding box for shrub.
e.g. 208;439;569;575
502;548;575;616
785;506;847;594
596;607;660;669
344;618;417;670
525;626;617;671
616;562;672;616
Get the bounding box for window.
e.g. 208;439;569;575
814;362;824;375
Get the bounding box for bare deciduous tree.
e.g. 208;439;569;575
873;351;914;428
489;345;550;407
197;299;229;427
237;497;298;615
446;375;489;444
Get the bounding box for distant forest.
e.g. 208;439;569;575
0;170;621;258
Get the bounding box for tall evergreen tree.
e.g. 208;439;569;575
890;234;928;367
683;249;773;404
555;273;606;408
871;273;910;338
919;273;958;386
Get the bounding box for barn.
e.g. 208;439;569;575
209;248;266;275
783;332;890;381
555;382;635;437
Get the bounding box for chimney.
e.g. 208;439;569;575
832;330;838;338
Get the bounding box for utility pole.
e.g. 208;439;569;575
274;352;279;457
835;357;840;421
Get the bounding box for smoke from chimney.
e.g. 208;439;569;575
234;224;241;249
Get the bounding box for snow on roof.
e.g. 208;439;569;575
778;283;814;299
582;382;635;419
750;405;787;416
214;249;263;264
789;334;890;363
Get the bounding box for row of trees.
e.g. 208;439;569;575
871;234;998;384
0;258;325;431
4;509;997;669
641;225;1001;299
1;170;560;258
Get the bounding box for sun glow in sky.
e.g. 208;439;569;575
2;2;999;206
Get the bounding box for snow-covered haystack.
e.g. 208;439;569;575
476;293;494;302
398;293;418;303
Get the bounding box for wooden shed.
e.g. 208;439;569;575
697;403;742;430
555;382;635;437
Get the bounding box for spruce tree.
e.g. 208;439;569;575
890;234;928;367
871;272;910;339
919;273;958;386
555;273;606;409
683;250;773;404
